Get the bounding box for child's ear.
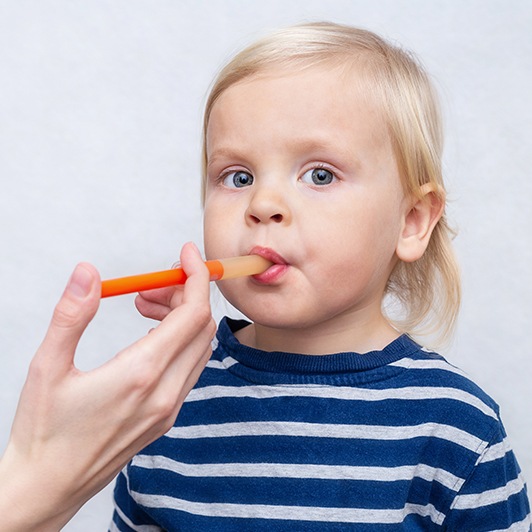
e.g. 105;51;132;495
396;184;445;263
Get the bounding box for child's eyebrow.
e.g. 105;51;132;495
207;137;366;172
207;147;249;168
287;137;365;170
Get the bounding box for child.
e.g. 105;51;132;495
110;22;530;530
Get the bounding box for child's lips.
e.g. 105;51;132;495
248;246;289;283
249;246;288;265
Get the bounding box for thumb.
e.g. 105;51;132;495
37;263;101;370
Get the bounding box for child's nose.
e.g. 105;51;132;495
245;185;291;226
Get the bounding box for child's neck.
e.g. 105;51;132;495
234;312;400;355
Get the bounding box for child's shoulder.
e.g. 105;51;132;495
391;342;501;427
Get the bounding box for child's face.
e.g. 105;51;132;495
203;64;409;340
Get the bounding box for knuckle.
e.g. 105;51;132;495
155;412;179;438
52;299;81;329
192;304;213;329
141;390;182;437
128;367;155;397
121;350;157;397
152;393;178;424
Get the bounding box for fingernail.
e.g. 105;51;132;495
67;264;93;299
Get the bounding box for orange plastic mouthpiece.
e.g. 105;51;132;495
101;255;272;298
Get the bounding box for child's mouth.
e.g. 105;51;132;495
249;246;289;284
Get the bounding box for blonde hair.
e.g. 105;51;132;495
201;22;461;345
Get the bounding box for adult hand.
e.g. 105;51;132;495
0;242;215;531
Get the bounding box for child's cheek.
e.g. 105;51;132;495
203;211;230;259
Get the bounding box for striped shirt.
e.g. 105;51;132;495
111;317;531;531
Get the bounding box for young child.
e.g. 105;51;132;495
110;22;530;530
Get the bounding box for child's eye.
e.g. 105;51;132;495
223;171;254;188
301;167;335;186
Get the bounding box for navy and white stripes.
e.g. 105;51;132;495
111;317;530;531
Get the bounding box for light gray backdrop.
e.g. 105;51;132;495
1;1;530;529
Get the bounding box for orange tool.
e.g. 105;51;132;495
101;255;272;298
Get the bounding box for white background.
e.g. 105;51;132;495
1;1;530;529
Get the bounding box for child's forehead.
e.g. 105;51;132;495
208;62;390;142
206;63;395;173
214;61;385;121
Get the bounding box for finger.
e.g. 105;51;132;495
178;242;211;306
163;316;215;383
135;273;186;321
36;263;101;371
125;290;214;383
134;294;174;322
134;300;213;373
142;324;216;434
137;285;180;307
159;343;214;434
173;335;214;398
